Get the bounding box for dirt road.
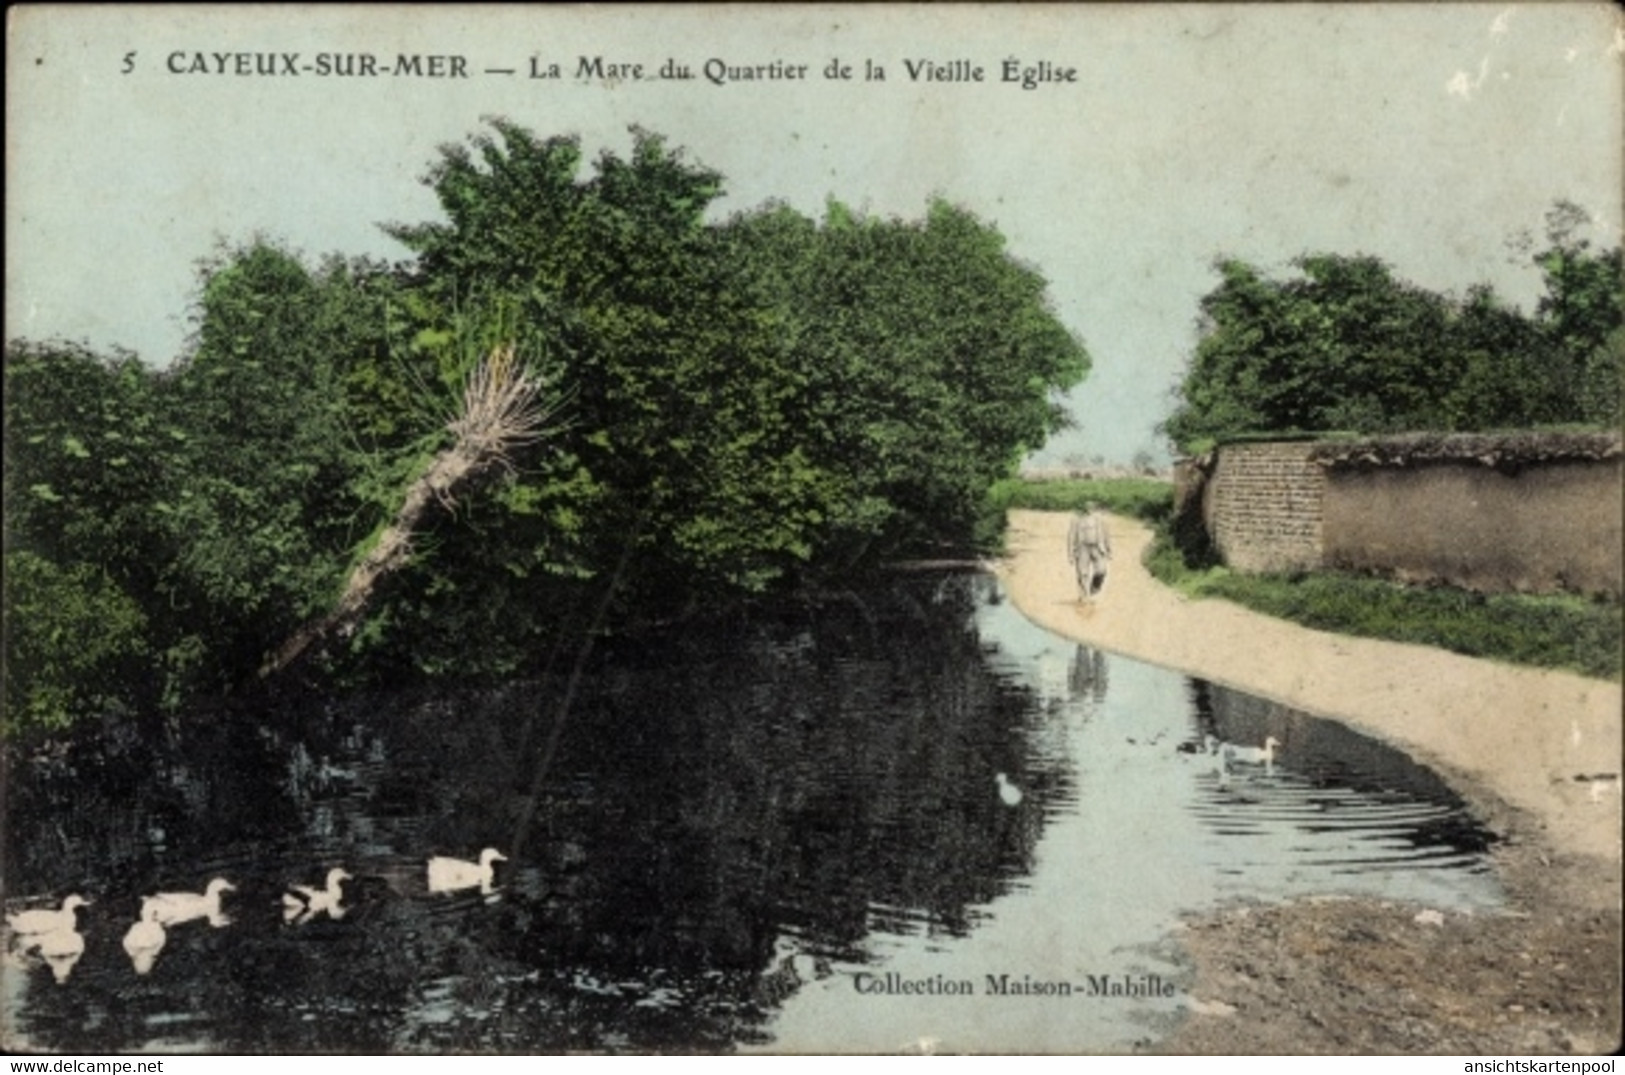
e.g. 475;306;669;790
995;510;1622;1054
996;509;1622;862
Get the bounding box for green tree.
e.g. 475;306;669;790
159;241;390;690
1576;326;1625;425
5;120;1093;723
728;197;1090;563
381;125;828;610
1531;201;1623;425
1162;254;1461;453
1163;219;1624;455
3;340;177;579
1443;283;1555;428
3;341;177;727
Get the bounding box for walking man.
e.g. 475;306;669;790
1068;501;1112;602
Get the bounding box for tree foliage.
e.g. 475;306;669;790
4;246;392;726
1163;204;1623;454
3;342;171;731
354;122;1087;671
729;199;1089;564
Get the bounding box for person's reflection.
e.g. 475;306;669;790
1187;679;1218;742
1068;645;1108;706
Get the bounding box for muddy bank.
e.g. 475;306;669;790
995;510;1623;1054
1154;803;1622;1054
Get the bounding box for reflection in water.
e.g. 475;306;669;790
2;573;1501;1053
1069;645;1109;706
1182;679;1496;877
282;868;353;925
121;907;166;975
26;929;85;985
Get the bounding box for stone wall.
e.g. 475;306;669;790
1201;440;1326;574
1321;457;1622;598
1190;433;1623;598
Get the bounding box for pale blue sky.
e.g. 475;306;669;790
8;4;1622;464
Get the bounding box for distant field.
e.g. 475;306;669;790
986;476;1174;523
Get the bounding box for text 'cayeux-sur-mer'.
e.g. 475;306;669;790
166;52;470;77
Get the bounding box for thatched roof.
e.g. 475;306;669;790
1308;431;1623;470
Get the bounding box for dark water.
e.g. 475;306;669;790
1;572;1500;1053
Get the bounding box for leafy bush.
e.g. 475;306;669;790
3;551;148;733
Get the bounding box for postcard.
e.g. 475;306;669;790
5;3;1621;1056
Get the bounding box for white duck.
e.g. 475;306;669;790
143;878;236;928
1223;736;1282;768
282;867;352;924
994;773;1024;807
122;903;167;975
6;894;89;937
427;848;506;895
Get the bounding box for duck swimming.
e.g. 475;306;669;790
143;878;235;928
1223;736;1281;767
994;773;1024;807
5;894;89;937
283;867;352;924
427;848;506;895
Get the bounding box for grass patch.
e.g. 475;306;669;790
986;476;1174;523
1144;529;1622;681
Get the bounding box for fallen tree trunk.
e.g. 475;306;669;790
260;344;557;680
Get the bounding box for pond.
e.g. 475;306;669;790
1;571;1501;1053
